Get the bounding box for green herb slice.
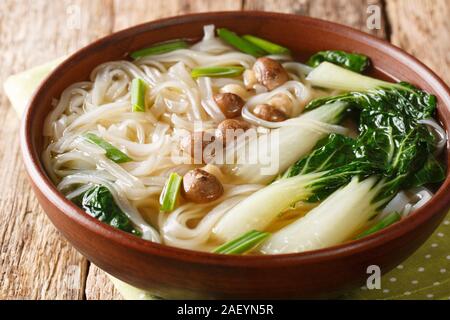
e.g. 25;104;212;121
213;230;270;254
160;172;183;212
242;35;290;55
130;39;188;59
131;78;147;112
217;28;266;57
84;133;132;163
191;66;244;78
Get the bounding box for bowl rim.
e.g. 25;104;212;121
20;11;450;267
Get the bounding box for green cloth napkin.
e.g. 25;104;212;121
5;59;450;300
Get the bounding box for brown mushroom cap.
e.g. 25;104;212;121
182;169;224;203
180;131;215;164
253;104;288;122
213;92;245;118
216;119;251;144
252;57;289;91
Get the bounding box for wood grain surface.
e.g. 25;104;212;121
0;0;448;300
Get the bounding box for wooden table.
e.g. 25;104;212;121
0;0;449;300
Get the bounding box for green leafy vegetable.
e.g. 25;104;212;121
409;155;446;187
217;28;266;57
131;78;147;112
305;82;444;200
242;35;290;55
74;185;141;236
229;100;349;185
160;172;183;212
130;40;188;59
215;71;445;246
213;230;270;254
191;66;244;78
282;134;372;202
355;211;401;239
307;50;370;73
259;77;445;253
84;133;132;163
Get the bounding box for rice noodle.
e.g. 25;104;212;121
378;186;434;222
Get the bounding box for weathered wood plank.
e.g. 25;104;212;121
243;0;387;38
85;265;122;300
386;0;450;84
112;0;242;31
0;0;114;300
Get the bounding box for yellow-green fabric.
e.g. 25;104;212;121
5;59;450;300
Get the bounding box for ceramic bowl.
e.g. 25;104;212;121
21;11;450;299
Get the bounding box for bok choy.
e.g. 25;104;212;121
214;66;444;246
227;100;349;184
260;177;381;253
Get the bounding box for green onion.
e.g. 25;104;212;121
191;66;244;78
130;40;188;59
355;212;402;239
217;28;266;57
242;35;290;55
131;78;147;112
84;133;133;163
213;230;270;254
160;172;183;212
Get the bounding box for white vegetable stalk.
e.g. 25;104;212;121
306;62;404;92
260;177;381;254
227;100;348;184
212;172;323;242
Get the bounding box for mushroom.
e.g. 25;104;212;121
213;92;245;118
216;119;250;144
182;169;224;203
180;131;215;164
253;104;288;122
252;57;289;90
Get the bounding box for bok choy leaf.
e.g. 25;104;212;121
226;100;350;185
307;50;370;73
74;185;141;236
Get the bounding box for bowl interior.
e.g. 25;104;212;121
23;12;450;262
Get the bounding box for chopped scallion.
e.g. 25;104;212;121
213;230;270;254
84;133;133;163
130;40;188;59
191;66;244;78
242;35;290;55
217;28;266;57
355;212;402;239
131;78;147;112
160;172;183;212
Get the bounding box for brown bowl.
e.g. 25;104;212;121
20;11;450;299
